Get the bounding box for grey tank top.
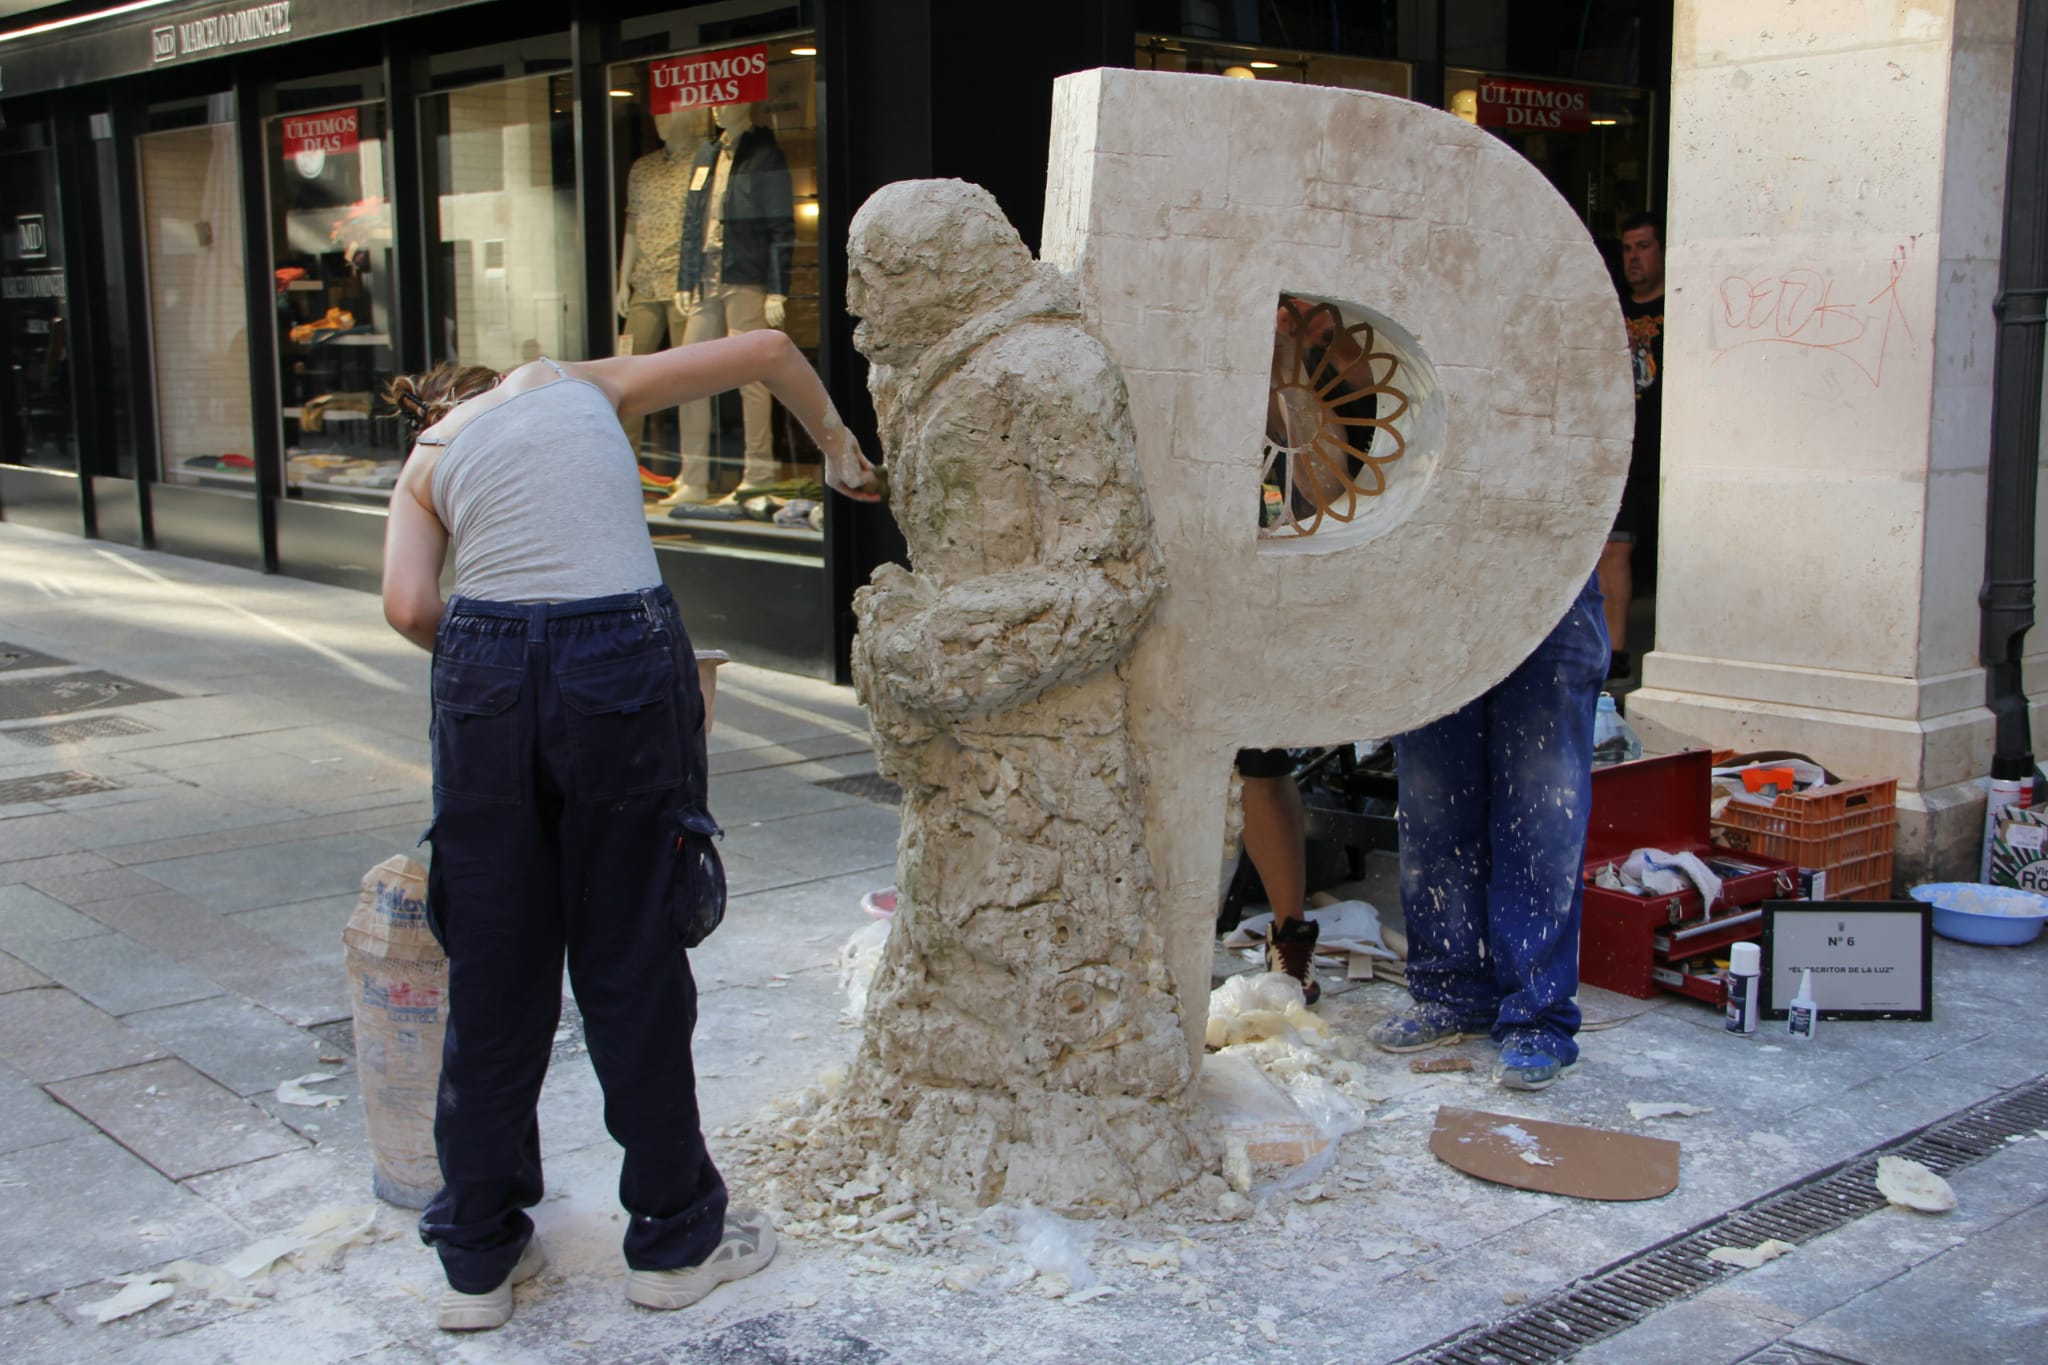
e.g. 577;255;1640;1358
423;360;662;604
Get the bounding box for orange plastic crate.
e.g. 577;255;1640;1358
1710;776;1897;900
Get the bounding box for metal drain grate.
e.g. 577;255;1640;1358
3;714;157;746
0;643;69;673
0;770;123;805
1405;1075;2048;1364
0;671;178;721
813;772;902;806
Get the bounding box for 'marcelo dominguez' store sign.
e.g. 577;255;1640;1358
2;272;66;302
0;0;482;99
1476;76;1592;133
648;44;768;116
152;2;292;64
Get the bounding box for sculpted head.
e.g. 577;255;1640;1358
847;179;1036;369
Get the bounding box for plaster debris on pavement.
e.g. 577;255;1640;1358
4;530;2048;1365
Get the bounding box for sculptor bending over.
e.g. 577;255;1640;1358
379;333;875;1334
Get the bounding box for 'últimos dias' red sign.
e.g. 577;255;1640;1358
1477;77;1592;132
282;108;359;158
649;45;768;115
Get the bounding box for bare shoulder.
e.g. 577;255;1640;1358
393;444;443;516
415;360;551;445
556;356;633;409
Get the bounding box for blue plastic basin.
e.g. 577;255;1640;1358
1909;882;2048;946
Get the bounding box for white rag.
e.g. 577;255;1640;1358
1224;901;1396;959
1597;848;1725;911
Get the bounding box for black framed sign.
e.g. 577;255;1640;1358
1759;902;1933;1022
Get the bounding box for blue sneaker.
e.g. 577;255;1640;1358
1494;1035;1578;1091
1365;1002;1470;1053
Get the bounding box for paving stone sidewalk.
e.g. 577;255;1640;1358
1;523;2045;1364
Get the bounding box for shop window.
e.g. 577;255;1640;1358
1445;68;1651;253
608;13;826;550
1136;35;1411;97
137;119;256;491
0;132;78;473
267;101;402;505
421;73;582;374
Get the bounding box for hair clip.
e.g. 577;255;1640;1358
395;391;428;420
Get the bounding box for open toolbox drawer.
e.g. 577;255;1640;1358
1581;749;1801;1001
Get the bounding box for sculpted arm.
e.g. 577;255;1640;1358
855;382;1161;717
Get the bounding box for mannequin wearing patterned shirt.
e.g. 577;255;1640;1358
616;111;701;460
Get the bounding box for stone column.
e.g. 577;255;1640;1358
1628;1;2021;883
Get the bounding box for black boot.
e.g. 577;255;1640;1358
1265;916;1322;1006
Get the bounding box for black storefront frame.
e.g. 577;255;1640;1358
265;51;404;594
1;0;1672;683
0;108;86;536
0;0;852;677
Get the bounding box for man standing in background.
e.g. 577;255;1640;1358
1599;210;1664;681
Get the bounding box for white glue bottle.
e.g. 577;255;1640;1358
1787;970;1819;1041
1724;942;1761;1034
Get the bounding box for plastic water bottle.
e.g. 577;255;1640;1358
1593;693;1642;766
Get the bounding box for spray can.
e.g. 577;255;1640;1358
1787;969;1819;1041
1980;764;2034;881
1724;942;1761;1034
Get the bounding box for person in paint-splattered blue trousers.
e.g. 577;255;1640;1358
1368;573;1609;1090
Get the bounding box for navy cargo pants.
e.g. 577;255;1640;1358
417;585;728;1294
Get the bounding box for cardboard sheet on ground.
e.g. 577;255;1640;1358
1430;1106;1679;1201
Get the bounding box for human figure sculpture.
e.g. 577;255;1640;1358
823;179;1203;1213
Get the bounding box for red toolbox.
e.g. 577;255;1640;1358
1582;749;1801;1002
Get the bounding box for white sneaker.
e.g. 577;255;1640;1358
436;1236;545;1332
657;483;714;507
626;1208;778;1310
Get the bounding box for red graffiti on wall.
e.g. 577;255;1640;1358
1711;242;1916;388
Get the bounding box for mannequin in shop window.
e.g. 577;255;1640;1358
660;100;797;507
615;110;703;463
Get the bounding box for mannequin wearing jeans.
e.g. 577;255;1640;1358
664;101;795;504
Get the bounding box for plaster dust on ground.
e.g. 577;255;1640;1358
30;944;2044;1365
2;511;2046;1365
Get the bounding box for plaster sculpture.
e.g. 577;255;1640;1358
1040;68;1634;1062
817;179;1202;1214
818;71;1631;1213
